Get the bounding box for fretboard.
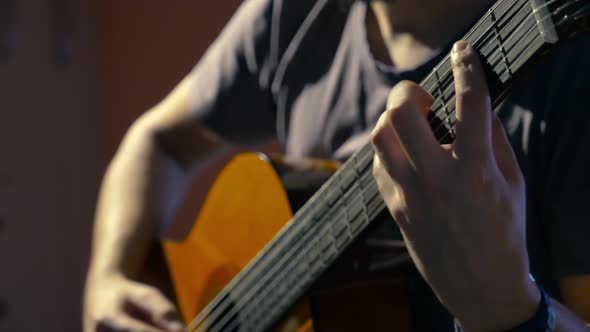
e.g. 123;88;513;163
189;0;560;331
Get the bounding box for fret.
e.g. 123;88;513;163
490;6;514;78
484;0;533;82
346;198;365;226
320;228;335;255
359;169;374;191
497;11;541;81
352;154;370;230
366;187;384;220
337;165;357;191
504;25;545;78
354;144;374;172
478;0;527;56
433;67;456;138
421;72;441;99
321;238;338;263
324;182;340;207
331;216;349;241
334;229;349;250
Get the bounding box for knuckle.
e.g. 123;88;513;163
388;80;433;110
388;81;420;108
372;111;390;137
372;155;385;178
371;110;395;146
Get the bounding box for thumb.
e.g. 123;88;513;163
124;281;185;332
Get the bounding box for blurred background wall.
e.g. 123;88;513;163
0;1;240;330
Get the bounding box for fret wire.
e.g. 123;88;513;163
432;0;528;85
434;36;543;145
429;11;539;135
239;166;379;329
434;30;543;144
487;10;537;71
428;0;533;118
420;0;526;98
428;17;531;129
217;24;543;332
475;0;526;50
434;67;456;138
478;0;529;60
236;165;380;322
499;24;544;81
192;1;560;330
491;6;514;77
430;0;536;101
243;213;354;330
201;192;340;331
236;221;334;331
417;0;523;92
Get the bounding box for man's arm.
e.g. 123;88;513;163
370;41;589;332
83;75;228;332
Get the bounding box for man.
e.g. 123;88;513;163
84;0;590;331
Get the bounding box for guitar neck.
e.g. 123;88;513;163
189;0;566;330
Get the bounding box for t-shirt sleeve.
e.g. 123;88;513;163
540;36;590;279
187;0;278;145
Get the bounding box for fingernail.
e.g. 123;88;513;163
453;40;469;54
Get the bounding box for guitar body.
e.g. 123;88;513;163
162;153;411;331
163;153;309;330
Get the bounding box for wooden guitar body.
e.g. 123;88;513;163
163;153;305;329
162;153;411;331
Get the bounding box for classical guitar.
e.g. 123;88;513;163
160;0;590;331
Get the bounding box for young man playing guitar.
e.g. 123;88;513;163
84;0;590;331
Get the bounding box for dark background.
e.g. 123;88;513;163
0;1;241;330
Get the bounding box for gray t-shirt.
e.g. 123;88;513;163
189;0;590;327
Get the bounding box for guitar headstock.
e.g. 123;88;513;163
548;0;590;39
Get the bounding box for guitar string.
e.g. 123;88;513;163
429;15;540;144
190;1;528;330
186;0;528;328
426;0;531;124
222;163;382;332
188;3;560;332
194;8;568;332
212;163;387;332
424;0;577;144
188;3;572;332
430;0;586;144
207;23;542;328
197;1;544;330
419;0;563;101
435;30;541;145
423;0;534;137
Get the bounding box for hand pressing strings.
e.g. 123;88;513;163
371;41;541;332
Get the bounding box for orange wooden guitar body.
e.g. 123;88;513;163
162;153;411;331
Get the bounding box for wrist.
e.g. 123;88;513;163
458;274;541;332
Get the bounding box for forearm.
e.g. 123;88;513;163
87;124;192;281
